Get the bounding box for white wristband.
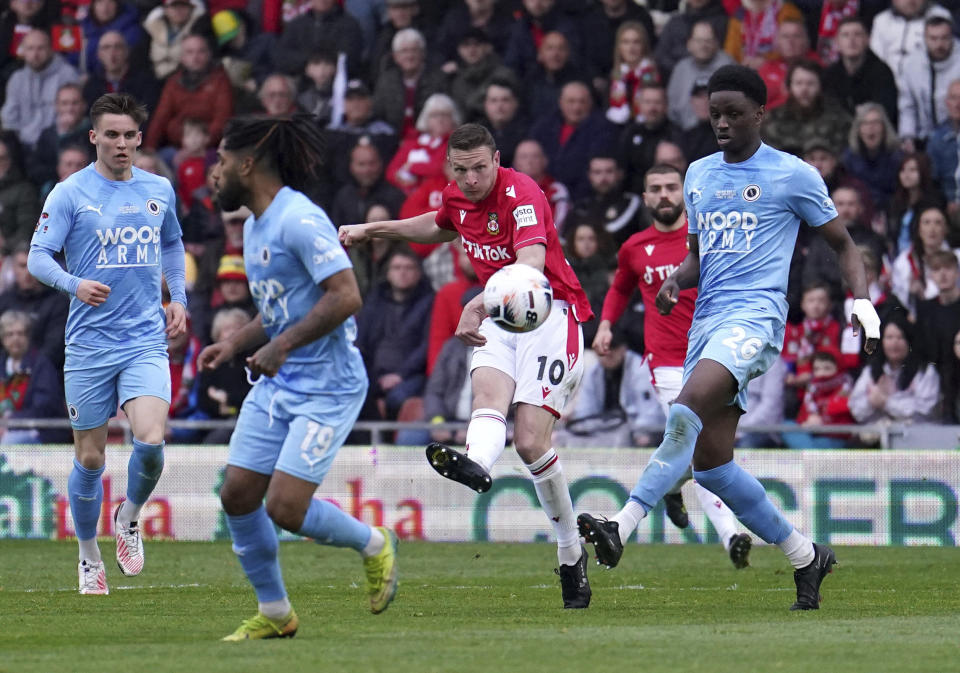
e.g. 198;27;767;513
851;298;881;340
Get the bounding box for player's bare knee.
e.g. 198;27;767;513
513;432;549;464
220;480;258;515
265;495;305;533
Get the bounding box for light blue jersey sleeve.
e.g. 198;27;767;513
786;160;838;228
32;182;75;253
283;211;353;287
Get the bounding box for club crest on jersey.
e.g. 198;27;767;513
68;404;79;421
146;199;162;216
486;212;499;235
742;185;761;202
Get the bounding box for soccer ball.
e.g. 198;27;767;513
483;264;553;333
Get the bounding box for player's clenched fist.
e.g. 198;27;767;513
655;277;680;315
338;224;369;247
75;279;111;307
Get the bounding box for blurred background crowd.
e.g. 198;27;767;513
1;0;959;447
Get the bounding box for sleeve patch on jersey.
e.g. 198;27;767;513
513;204;537;229
313;236;347;265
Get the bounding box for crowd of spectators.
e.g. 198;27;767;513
2;0;960;446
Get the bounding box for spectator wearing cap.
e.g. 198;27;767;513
504;0;582;81
82;30;160;111
213;9;277;94
477;78;528;167
898;16;960;152
78;0;144;76
869;0;951;89
28;82;90;188
619;85;684;193
373;27;446;140
435;0;514;64
762;60;851;157
386;92;458;195
212;253;256;320
529;80;619;200
0;30;79;149
332;142;405;227
276;0;363;79
655;0;728;81
369;0;436;84
569;153;643;248
757;18;818;111
582;0;656;94
681;78;720;161
523;30;589;123
325;79;399;185
445;28;515;122
145;34;234;152
666;20;733;130
823;17;899;129
143;0;207;81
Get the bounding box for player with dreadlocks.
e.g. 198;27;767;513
199;115;398;641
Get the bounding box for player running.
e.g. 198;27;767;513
339;123;594;609
594;163;752;569
198;115;398;641
28;93;187;595
577;66;881;610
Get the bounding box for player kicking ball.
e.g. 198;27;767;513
594;163;752;569
28;93;187;594
340;123;594;609
577;66;881;610
199;115;397;641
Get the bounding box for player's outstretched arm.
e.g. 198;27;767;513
455;291;488;347
198;314;268;371
246;268;362;377
339;211;459;246
656;234;700;315
818;218;881;354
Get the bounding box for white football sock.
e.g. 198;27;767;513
361;526;386;558
525;449;580;566
693;481;739;550
259;597;293;621
464;408;507;472
613;500;647;545
117;499;141;527
78;538;101;563
778;529;816;569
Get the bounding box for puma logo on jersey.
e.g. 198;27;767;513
505;185;516;198
85;204;104;216
651;458;669;470
644;244;655;256
459;209;467;224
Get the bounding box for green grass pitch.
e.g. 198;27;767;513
2;540;959;673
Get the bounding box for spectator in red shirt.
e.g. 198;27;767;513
784;350;855;448
387;93;459;195
757;18;816;109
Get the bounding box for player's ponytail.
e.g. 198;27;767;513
222;114;326;194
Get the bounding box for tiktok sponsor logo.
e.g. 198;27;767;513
95;225;162;268
461;236;512;262
643;263;679;285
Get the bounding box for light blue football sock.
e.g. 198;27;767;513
297;498;372;552
69;458;104;541
126;438;165;506
694;460;793;544
629;403;703;512
227;506;287;603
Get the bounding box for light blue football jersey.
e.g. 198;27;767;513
243;186;367;396
30;164;181;347
684;143;838;321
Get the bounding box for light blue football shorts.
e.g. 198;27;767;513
227;377;366;484
682;310;785;412
64;342;172;430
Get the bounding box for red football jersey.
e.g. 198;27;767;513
601;224;695;367
435;167;593;322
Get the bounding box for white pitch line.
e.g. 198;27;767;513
17;582;206;593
